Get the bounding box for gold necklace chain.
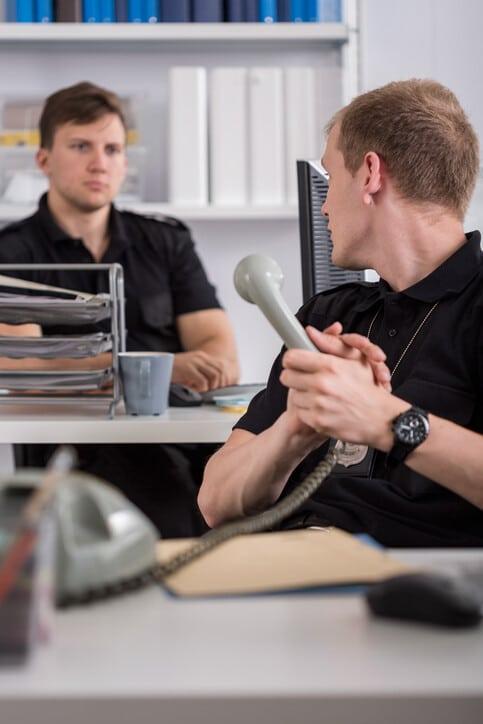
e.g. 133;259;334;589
367;301;439;379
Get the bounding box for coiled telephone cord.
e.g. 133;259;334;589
57;445;341;607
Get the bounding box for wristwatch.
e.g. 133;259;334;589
388;406;430;465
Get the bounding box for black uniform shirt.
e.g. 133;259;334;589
235;232;483;547
0;194;221;351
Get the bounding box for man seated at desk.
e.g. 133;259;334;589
199;79;483;547
0;81;239;537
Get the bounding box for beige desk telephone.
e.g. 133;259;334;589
0;256;342;607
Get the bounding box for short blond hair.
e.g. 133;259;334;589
327;79;479;220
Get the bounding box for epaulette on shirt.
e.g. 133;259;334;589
0;216;33;238
124;209;189;232
160;215;189;231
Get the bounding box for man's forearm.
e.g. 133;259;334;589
371;397;483;509
199;414;321;528
406;416;483;509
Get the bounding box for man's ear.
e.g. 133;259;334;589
362;151;383;206
36;148;50;176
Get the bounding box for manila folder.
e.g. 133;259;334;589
156;528;410;598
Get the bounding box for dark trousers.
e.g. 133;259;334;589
17;443;216;538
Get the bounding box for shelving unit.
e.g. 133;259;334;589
0;22;350;43
0;202;298;224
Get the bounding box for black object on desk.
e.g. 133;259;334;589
366;572;483;628
169;384;203;407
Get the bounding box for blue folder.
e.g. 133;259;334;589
278;0;290;22
16;0;35;21
226;0;244;22
307;0;319;21
161;0;189;22
143;0;159;22
127;0;142;21
192;0;222;22
35;0;53;22
99;0;115;21
259;0;277;23
83;0;100;22
115;0;128;21
318;0;342;22
245;0;258;22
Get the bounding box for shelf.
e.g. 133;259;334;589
0;202;298;223
0;22;349;45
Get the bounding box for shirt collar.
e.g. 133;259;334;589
396;230;481;302
36;193;131;252
355;231;481;312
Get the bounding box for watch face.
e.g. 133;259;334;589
395;410;429;445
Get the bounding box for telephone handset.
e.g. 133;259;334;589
234;254;318;352
3;256;343;607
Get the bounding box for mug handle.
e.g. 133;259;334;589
140;359;150;399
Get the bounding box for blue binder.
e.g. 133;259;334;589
99;0;115;21
318;0;342;22
278;0;290;22
245;0;258;22
115;0;128;21
83;0;100;21
35;0;53;21
16;0;35;21
259;0;277;22
127;0;142;21
307;0;318;21
192;0;222;22
161;0;189;22
290;0;305;22
226;0;244;22
143;0;159;22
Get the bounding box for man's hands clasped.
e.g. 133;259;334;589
280;322;396;448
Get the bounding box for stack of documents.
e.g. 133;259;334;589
0;292;111;326
0;333;112;359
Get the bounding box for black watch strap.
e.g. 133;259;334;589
388;406;429;465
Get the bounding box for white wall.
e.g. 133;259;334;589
360;0;483;143
359;0;483;243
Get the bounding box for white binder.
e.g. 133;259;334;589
284;67;319;205
248;67;285;206
210;67;248;206
168;67;208;206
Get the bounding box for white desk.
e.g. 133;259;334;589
0;549;482;724
0;402;240;444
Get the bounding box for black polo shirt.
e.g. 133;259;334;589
236;232;483;548
0;194;221;352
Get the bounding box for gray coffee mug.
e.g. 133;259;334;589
118;352;174;416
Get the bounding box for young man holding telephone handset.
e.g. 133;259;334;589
199;79;483;547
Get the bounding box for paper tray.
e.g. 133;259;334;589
0;333;112;359
0;292;111;326
0;368;113;391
